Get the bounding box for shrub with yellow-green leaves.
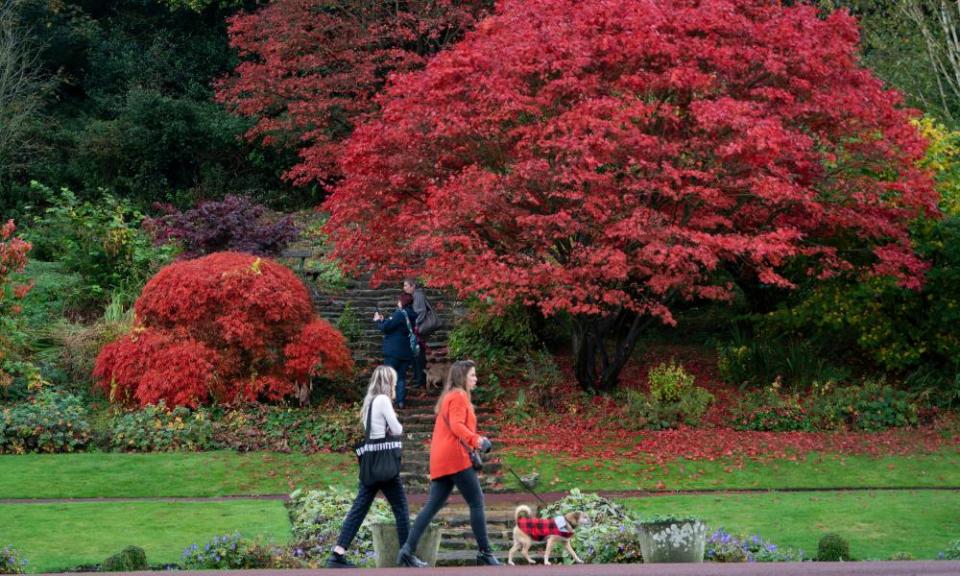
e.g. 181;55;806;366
110;402;216;452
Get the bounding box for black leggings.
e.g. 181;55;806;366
403;467;489;552
336;476;409;550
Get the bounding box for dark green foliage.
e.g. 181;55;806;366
819;1;960;125
1;0;300;214
335;302;363;344
811;381;919;432
733;380;919;432
70;90;258;201
619;362;714;430
100;546;147;572
0;389;91;453
23;184;176;309
731;385;813;432
749;216;960;407
15;262;84;330
212;403;356;453
523;348;564;411
817;533;851;562
448;299;536;392
504;349;567;422
715;327;848;391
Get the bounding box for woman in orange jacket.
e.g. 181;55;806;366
396;359;498;567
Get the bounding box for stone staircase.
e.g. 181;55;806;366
396;389;504;494
429;501;550;566
310;275;505;494
398;390;517;565
310;275;522;564
311;277;461;377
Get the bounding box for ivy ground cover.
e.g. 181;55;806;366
0;501;290;573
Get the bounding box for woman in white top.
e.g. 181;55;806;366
327;366;408;569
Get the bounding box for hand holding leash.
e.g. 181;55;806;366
479;437;493;453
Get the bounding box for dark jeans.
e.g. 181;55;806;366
385;356;411;406
403;467;489;553
412;343;427;386
336;476;410;550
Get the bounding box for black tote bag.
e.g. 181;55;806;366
354;400;403;486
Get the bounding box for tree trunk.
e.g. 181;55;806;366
572;309;651;393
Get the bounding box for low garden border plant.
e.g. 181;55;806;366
705;529;806;562
110;403;215;452
939;539;960;560
0;546;27;575
618;360;714;430
817;533;852;562
286;487;391;567
0;389;90;454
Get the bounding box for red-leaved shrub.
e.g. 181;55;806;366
94;252;353;407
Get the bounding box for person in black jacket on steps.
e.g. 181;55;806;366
374;292;416;409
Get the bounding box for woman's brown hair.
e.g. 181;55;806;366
434;360;475;414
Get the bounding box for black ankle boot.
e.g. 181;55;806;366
397;547;428;568
325;552;355;569
476;549;501;566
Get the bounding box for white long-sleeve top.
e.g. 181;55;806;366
363;394;403;439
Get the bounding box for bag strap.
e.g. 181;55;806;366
364;399;374;442
401;309;415;334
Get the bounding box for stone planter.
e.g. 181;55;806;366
637;519;707;563
370;523;442;568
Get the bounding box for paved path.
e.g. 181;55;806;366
3;486;959;505
44;561;960;576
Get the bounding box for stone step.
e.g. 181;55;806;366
399;462;503;482
400;476;506;494
434;508;515;525
400;411;497;421
438;536;513;551
441;528;513;541
399;398;495;414
399;425;501;436
401;461;503;475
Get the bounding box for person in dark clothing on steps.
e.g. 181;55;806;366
403;278;434;388
396;360;498;568
374;292;416;408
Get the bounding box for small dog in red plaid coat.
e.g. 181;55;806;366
508;505;588;566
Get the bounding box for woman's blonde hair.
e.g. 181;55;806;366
434;359;475;414
361;365;397;425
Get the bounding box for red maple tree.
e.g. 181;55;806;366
324;0;940;392
94;252;353;407
216;0;492;190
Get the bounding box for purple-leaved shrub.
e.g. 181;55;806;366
145;195;299;258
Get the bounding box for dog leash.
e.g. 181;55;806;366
507;467;547;507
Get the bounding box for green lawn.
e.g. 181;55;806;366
624;490;960;560
0;500;292;573
0;451;354;499
504;449;960;491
